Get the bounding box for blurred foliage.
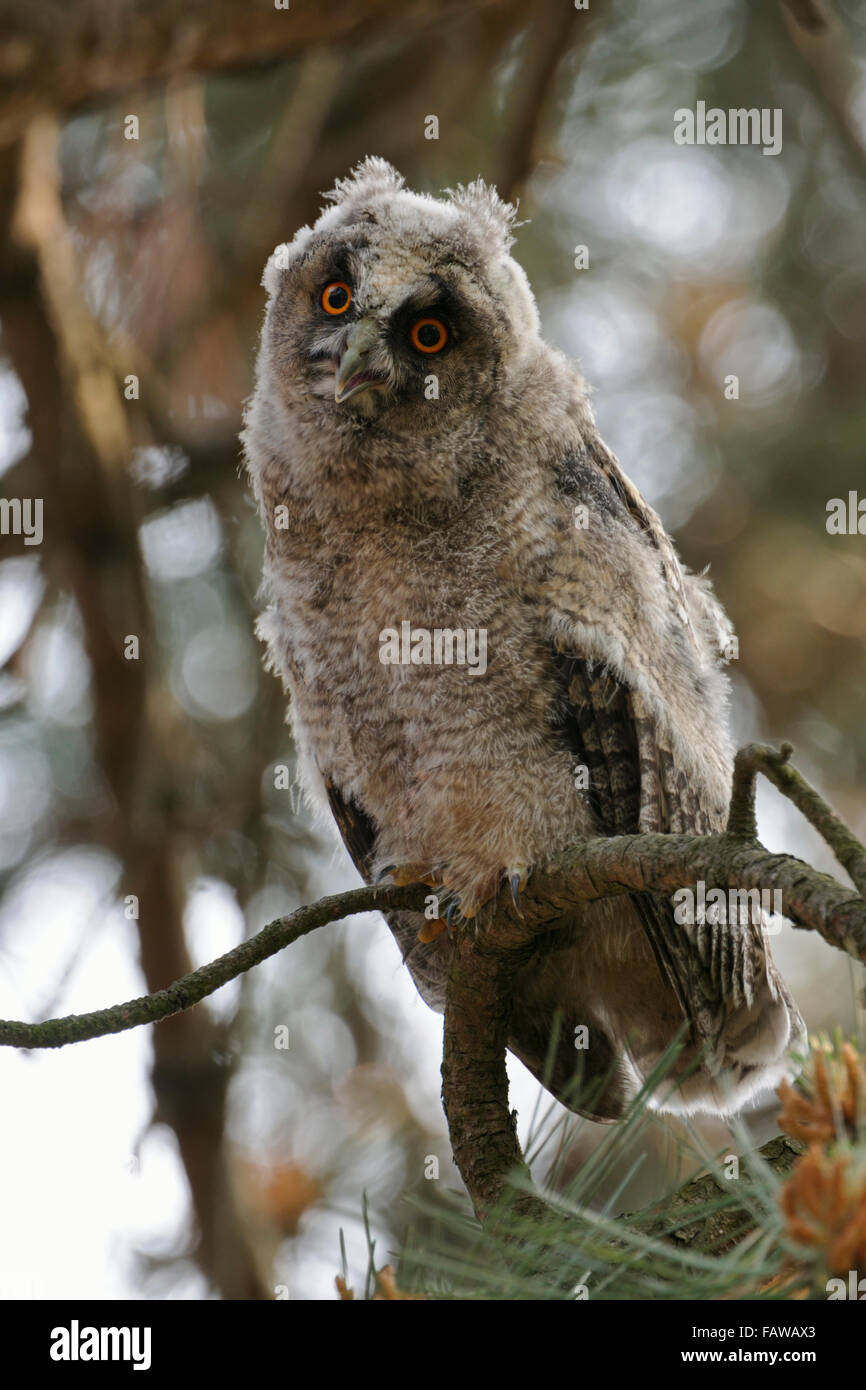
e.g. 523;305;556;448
0;0;865;1298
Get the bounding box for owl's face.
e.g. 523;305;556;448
258;159;541;445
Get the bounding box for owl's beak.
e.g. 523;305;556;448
334;318;389;403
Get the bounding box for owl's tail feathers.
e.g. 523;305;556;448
504;905;806;1123
644;965;807;1118
507;971;805;1124
633;894;807;1117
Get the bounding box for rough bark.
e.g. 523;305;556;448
440;931;548;1223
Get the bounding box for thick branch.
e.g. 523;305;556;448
508;830;866;964
2;741;864;1280
440;930;549;1224
636;1134;806;1254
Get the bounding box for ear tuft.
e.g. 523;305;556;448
322;156;405;207
447;178;521;249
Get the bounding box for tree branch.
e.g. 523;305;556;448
2;746;865;1053
2;742;863;1274
494;0;593;202
730;741;866;898
440;929;550;1224
777;0;866;182
0;883;428;1049
636;1134;806;1254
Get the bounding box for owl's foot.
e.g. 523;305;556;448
374;862;450;940
377;863;505;941
382;861;531;933
375;862;438;889
418;888;478;943
417;869;530;940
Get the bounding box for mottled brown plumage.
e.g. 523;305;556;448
243;157;804;1121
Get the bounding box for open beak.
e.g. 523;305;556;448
334;318;389;403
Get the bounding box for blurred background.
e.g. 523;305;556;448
0;0;865;1299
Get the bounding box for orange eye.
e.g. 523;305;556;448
410;317;448;353
321;281;352;315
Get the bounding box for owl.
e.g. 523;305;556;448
243;157;805;1122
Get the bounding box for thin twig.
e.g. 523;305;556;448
0;883;428;1049
729;741;866;898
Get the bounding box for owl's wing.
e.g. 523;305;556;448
323;776;453;1013
324;776;376;881
554;653;734;1052
574;430;696;633
541;439;803;1111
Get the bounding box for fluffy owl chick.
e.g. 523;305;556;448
243;157;805;1122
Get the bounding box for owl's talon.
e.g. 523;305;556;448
375;864;397;885
416;897;461;944
510;874;523;914
415;897;471;942
507;862;531;919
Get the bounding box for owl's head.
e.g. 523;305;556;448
256;158;541;441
